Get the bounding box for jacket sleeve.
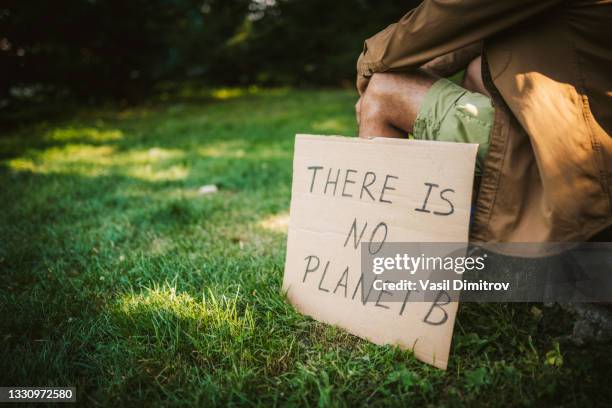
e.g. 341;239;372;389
357;0;562;77
420;41;482;77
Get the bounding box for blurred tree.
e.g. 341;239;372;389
241;0;415;86
1;0;205;101
0;0;420;103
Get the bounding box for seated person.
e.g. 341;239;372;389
355;0;611;245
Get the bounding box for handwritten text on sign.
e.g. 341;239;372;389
282;134;477;369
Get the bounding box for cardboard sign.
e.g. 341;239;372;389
282;134;478;369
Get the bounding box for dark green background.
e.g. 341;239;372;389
2;0;419;102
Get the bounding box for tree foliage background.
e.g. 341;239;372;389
1;0;420;102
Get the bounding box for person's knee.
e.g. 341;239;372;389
358;73;399;122
358;71;435;133
366;72;397;98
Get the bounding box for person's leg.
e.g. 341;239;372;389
356;70;438;138
356;57;495;175
356;57;490;139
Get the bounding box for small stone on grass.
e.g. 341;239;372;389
197;184;218;195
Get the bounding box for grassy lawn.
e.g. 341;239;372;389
1;87;610;406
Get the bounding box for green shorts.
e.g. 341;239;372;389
413;78;494;175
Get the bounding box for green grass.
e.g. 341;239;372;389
1;87;610;406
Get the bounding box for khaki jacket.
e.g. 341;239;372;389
357;0;612;244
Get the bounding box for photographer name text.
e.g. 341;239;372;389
373;279;510;292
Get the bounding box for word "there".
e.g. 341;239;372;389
307;166;398;204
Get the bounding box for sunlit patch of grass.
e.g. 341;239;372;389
114;285;255;338
45;127;124;143
258;212;289;233
311;118;352;134
5;144;187;180
210;85;264;100
152;83;290;106
211;88;247;100
198;141;247;158
40;144;117;162
127;164;189;182
207;85;290;101
6;144;116;175
6;157;38;172
198;142;291;160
